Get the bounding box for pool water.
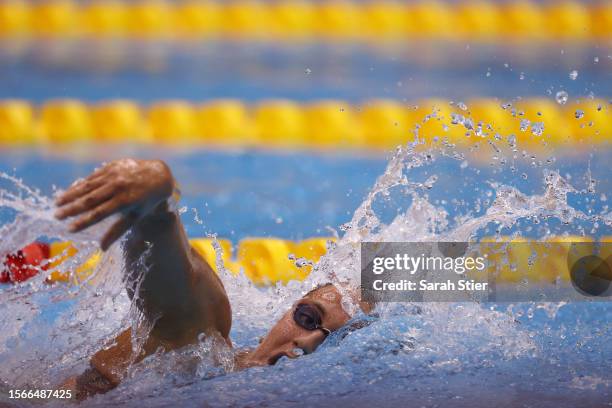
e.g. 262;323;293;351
1;146;609;240
0;142;610;407
2;43;610;102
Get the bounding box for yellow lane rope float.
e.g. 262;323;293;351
28;236;611;286
0;0;610;42
0;98;610;149
44;237;332;286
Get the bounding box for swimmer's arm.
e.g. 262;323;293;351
123;201;232;345
55;159;231;344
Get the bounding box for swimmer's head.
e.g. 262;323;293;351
241;284;372;367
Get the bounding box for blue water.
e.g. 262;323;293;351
1;42;610;102
1;148;610;241
95;302;612;408
0;147;610;407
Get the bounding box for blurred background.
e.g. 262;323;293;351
0;0;610;240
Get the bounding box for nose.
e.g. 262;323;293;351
294;330;327;354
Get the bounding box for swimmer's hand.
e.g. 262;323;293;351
55;159;174;250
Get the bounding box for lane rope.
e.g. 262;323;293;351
3;237;607;286
0;98;610;149
0;1;610;42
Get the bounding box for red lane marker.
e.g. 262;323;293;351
1;242;50;283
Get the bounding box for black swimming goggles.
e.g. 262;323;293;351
293;303;331;337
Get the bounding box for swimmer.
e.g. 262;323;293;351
54;159;369;400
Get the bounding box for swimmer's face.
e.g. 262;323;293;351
245;284;350;366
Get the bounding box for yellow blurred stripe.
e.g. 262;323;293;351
360;99;411;149
499;1;547;41
220;0;271;39
148;100;197;143
564;99;611;145
269;1;314;40
0;100;36;144
81;0;127;37
31;0;78;38
304;100;364;148
0;0;31;37
0;1;608;42
196;99;253;145
254;99;305;147
173;0;221;39
456;1;501;41
405;1;457;39
0;98;609;150
91;100;150;142
125;0;172;39
40;99;92;143
313;1;363;40
545;1;591;42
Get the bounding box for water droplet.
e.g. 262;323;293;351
555;91;569;105
519;72;525;80
463;117;474;130
304;68;312;75
574;109;584;119
192;208;203;225
568;69;578;80
451;113;464;125
457;101;468;111
472;123;483;138
531;122;544;136
519;119;530;132
521;173;528;180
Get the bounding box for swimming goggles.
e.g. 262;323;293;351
293;303;331;337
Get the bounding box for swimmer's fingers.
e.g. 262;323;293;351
68;198;124;233
100;213;138;251
80;163;110;184
55;184;116;220
88;163;110;178
55;162;110;206
56;175;107;207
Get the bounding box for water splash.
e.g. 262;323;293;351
0;141;609;406
556;90;569;105
0;173;134;389
569;70;578;81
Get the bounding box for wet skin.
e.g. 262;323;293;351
54;159;352;397
244;284;352;366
